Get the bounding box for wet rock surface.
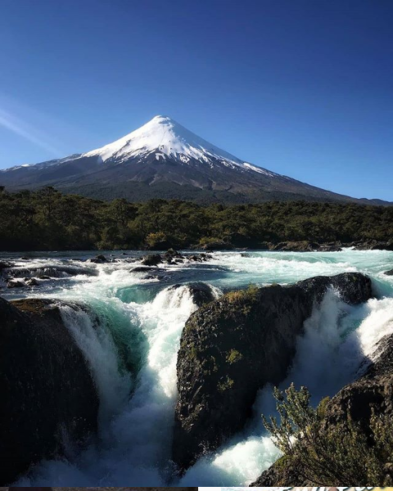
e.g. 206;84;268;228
173;272;373;471
140;250;211;266
0;261;13;271
141;254;163;266
89;254;109;263
0;298;99;484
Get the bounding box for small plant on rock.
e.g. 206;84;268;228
262;383;393;486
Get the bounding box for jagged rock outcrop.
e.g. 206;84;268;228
0;298;99;484
173;273;372;471
251;331;393;486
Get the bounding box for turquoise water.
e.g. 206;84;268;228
2;249;392;486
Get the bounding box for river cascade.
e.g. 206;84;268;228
0;248;392;486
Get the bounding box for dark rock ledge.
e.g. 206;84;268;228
0;298;99;485
172;272;373;472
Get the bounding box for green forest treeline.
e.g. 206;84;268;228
0;187;392;251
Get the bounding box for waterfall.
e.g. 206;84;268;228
10;249;393;486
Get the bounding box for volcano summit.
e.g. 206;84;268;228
0;116;386;204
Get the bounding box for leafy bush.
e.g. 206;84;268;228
145;231;167;248
226;349;243;364
262;383;393;485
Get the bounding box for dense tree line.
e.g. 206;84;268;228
0;187;392;251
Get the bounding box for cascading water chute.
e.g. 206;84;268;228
6;248;393;486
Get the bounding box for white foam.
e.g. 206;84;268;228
60;305;131;427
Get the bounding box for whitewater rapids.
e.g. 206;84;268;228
1;248;392;486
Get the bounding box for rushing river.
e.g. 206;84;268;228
1;249;393;486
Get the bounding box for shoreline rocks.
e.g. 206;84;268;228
201;240;234;251
140;250;211;268
172;273;373;472
0;298;99;485
350;240;393;251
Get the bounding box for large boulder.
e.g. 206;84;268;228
141;254;163;266
252;332;393;487
0;261;13;272
173;273;372;471
89;254;108;263
0;298;99;484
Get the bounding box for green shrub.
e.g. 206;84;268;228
226;349;243;364
262;383;393;486
145;231;167;248
218;375;235;392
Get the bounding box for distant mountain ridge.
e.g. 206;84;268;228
0;115;390;205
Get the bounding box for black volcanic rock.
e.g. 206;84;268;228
0;261;13;271
385;269;393;276
130;266;155;273
0;298;99;484
141;254;163;266
172;273;372;471
353;240;393;251
6;280;25;288
89;254;108;263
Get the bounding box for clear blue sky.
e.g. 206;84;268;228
0;0;392;200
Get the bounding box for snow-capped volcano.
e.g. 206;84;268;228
0;115;384;204
83;115;274;176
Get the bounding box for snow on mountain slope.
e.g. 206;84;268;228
1;154;81;173
84;115;276;176
2;115;389;205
